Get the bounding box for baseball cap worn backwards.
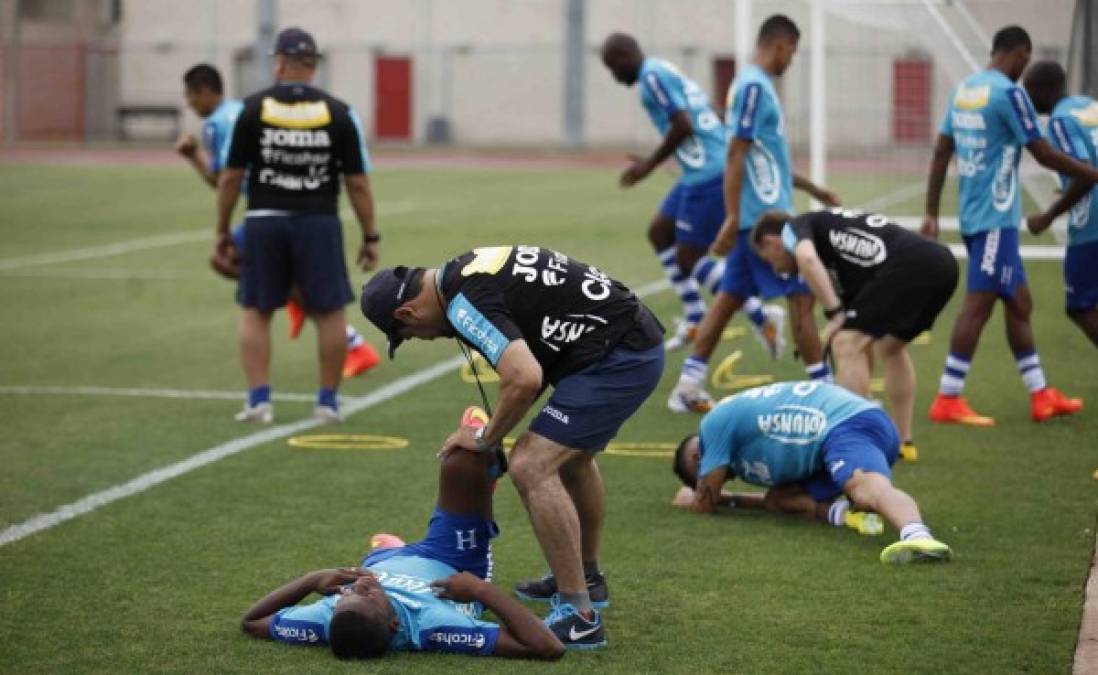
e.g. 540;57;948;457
360;266;417;359
273;27;318;56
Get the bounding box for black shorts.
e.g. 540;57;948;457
843;244;958;342
238;212;354;312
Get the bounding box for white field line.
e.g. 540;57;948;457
0;355;466;547
0;385;332;403
0;268;213;281
0;201;417;274
0;277;669;548
855;181;928;213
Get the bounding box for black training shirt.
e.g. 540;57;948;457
226;82;369;214
438;246;664;385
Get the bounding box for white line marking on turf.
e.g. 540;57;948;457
0;230;209;272
0;385;335;403
0;278;670;548
0;355;466;548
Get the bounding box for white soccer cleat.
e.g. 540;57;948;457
312;405;343;424
667;382;714;414
664;318;699;351
234;402;273;424
752;304;786;359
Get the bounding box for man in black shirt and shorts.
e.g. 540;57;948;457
216;27;378;424
752;208;958;461
359;246;665;650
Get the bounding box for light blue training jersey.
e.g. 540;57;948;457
1048;95;1098;247
938;69;1042;235
201;98;244;173
637;57;726;186
697;381;875;485
268;554;499;655
725;63;794;230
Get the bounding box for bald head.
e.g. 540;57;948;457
601;32;644;86
1023;60;1067;114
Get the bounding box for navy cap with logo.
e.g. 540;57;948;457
273;27;318;56
360;266;420;359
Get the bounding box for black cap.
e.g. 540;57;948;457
360;266;419;359
273;27;318;56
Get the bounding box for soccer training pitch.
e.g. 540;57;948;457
0;158;1095;674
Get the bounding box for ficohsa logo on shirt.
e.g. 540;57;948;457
756;404;828;444
425;629;486;651
273;624;320;643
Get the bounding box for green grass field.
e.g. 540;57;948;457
0;160;1095;674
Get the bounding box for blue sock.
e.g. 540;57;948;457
691;256;725;295
317;388;338;410
939;352;971;396
248;385;271;408
805;362;832;381
743;296;767;327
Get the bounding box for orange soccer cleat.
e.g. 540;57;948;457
1030;387;1083;422
369;532;406;551
286;299;306;340
928;394;995;427
461;405;490;429
342;341;380;378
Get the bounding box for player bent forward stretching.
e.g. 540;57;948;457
672;381;952;564
241;419;563;661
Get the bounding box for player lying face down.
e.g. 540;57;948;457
240;429;564;660
670;381;953;564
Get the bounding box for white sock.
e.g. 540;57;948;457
939;353;970;396
659;248;705;325
1014;350;1047;393
680;356;708;387
827;498;850;527
346;325;365;348
900;522;932;541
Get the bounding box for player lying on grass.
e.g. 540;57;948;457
240;409;564;660
751;207;959;462
1024;60;1098;348
175;63;379;394
671;381;953;564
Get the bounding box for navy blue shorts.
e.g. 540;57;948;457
659;176;726;249
720;230;809;299
238;213;354;312
361;507;500;581
529;344;665;452
1065;240;1098;313
799;408;899;502
963;228;1027;298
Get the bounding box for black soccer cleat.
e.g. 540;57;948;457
514;571;609;608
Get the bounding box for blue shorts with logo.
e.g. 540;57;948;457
1065;240;1098;313
659;176;726;249
962;227;1027;298
238;212;354;312
799;408;900;502
529;344;665;452
361;507;499;581
720;230;809;299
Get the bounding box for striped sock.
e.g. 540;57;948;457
691;255;725;295
900;522;932;541
1014;349;1047;393
248;385;271;407
743;296;768;328
827;498;850;527
346;324;365;349
806;361;832;382
939;352;971;396
680;356;709;386
659;248;705;325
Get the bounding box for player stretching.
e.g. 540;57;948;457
175;64;378;389
600;33;782;353
672;381;953;565
668;14;840;414
1023;61;1098;348
923;26;1098;424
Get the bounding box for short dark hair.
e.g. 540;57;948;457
329;607;391;660
758;14;800;45
672;434;698;488
750;210;793;249
1024;60;1066;90
183;63;223;94
992;25;1031;54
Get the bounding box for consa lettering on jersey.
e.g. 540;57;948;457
828;228;887;267
756;404;828;444
374;570;434;595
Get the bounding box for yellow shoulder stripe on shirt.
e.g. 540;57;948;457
461;246;513;276
1070;102;1098;127
260;98;331;129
